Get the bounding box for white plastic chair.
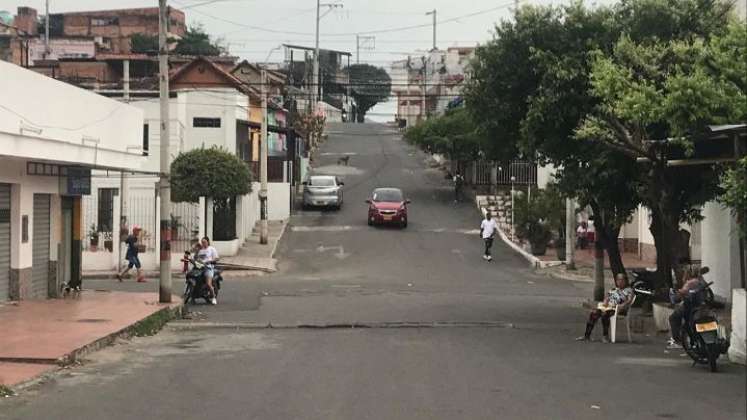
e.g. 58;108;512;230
610;295;637;343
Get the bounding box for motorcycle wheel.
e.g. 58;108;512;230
706;343;719;373
183;284;193;305
680;331;707;365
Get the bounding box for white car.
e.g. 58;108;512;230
303;175;344;210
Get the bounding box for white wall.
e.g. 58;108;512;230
536;164;556;190
700;202;742;300
730;288;746;365
265;182;290;221
181;89;242;152
0;61;146;172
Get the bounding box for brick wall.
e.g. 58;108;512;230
14;7;38;35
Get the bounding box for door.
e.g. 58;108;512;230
0;184;10;301
32;194;51;299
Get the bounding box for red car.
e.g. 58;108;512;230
366;188;410;228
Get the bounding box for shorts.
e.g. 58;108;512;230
204;265;215;278
126;255;141;269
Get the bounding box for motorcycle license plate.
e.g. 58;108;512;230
383;215;392;221
695;321;718;333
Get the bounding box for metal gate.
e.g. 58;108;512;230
32;194;50;299
0;184;10;301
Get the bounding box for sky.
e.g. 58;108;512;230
0;0;613;120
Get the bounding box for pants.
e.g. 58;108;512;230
585;309;614;337
126;254;141;269
484;238;494;256
669;303;690;342
455;185;462;201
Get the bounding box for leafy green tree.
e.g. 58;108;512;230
171;147;252;203
404;108;482;163
347;64;391;122
130;33;159;54
174;24;224;56
578;13;739;287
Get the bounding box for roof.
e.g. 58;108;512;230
283;44;352;57
169;56;253;96
231;60;287;84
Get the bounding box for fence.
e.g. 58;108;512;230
170;201;201;254
465;160;538;186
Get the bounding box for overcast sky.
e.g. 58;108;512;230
0;0;614;119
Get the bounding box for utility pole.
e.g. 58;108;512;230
356;34;359;64
313;0;321;105
158;0;172;303
313;2;343;104
426;9;436;51
259;45;281;245
259;67;269;244
44;0;50;57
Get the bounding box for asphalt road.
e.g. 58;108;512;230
2;123;745;420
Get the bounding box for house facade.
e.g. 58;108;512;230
0;61;146;301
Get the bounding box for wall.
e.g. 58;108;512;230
266;182;291;220
180;90;241;152
0;61;147;171
700;201;742;300
28;38;95;65
730;288;746;365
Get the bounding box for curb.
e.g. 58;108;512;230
168;320;516;330
270;220;288;260
7;300;183;392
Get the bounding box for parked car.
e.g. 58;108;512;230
366;188;410;228
303;175;344;209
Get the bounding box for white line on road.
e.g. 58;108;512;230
290;226;481;235
319;152;358;156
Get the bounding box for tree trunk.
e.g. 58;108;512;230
650;208;676;289
589;203;626;278
603;230;625;277
593;239;605;301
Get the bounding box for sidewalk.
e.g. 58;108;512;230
82;220;287;280
220;220;287;273
0;291;181;388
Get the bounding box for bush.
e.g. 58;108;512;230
171;147;252;204
514;187;565;255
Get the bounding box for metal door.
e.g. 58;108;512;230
0;184;10;301
32;194;50;298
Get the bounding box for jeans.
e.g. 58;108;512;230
484;238;494;256
669;304;688;342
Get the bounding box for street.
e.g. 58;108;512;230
2;123;745;420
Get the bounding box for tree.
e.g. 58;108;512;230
174;24;225;56
578;6;738;287
171;147;252;203
130;33;158;54
171;147;252;241
347;64;391;122
404;108;483;163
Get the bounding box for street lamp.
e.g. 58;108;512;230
510;175;516;241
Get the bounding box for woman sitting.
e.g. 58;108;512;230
576;273;634;343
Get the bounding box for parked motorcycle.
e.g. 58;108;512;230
678;281;729;372
181;251;223;305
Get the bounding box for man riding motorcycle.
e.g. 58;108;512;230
667;267;709;349
196;236;219;305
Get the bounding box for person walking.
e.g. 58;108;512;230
117;226;145;282
480;211;498;261
453;171;465;203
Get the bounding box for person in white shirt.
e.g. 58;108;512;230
480;211;498;261
197;236;220;305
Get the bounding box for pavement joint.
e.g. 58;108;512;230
167;320;516;330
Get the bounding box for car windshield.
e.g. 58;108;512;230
373;189;403;202
310;177;336;187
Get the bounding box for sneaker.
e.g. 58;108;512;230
482;255;489;260
666;338;682;349
575;336;590;342
136;277;147;283
211;298;218;305
116;274;123;282
487;256;493;261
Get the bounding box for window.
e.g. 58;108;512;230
143;124;149;156
193;117;221;128
97;188;118;232
91;17;118;26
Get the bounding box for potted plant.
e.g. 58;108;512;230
514;191;555;256
170;214;183;241
88;224;99;251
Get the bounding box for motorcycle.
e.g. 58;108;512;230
181;251;223;305
677;281;729;372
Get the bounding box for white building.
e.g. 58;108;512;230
0;60;147;301
391;47;475;128
82;57;292;272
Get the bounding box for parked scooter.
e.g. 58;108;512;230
676;280;729;372
181;251;223;305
